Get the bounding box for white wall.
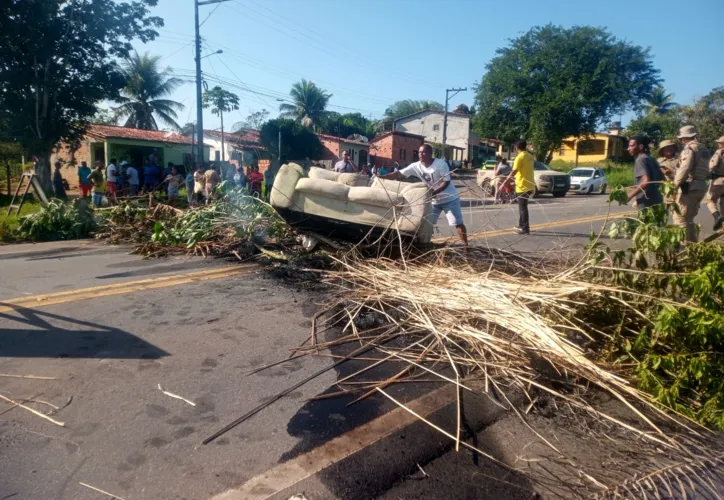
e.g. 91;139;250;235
395;111;475;160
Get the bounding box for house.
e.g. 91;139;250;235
393;110;480;163
368;131;426;167
551;125;629;163
53;124;210;170
317;133;371;168
203;129;267;168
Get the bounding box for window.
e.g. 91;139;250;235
433;124;440;131
402;149;407;160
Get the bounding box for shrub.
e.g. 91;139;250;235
16;199;96;241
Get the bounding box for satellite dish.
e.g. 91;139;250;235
347;134;368;143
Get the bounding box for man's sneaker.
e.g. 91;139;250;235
514;227;529;235
714;216;724;232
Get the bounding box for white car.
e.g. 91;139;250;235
477;162;570;197
568;167;607;195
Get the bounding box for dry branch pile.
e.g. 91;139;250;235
312;249;724;497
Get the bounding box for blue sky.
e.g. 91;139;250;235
133;0;724;132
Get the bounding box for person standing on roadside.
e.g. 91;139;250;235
493;157;512;204
52;161;68;199
626;136;664;209
334;150;358;173
204;164;221;203
126;162;140;197
504;140;535;234
706;136;724;231
77;161;92;198
193;164;206;204
381;144;469;248
105;157;118;204
164;166;184;206
248;165;264;198
657;139;678;211
263;165;275;200
88;161;105;207
673;125;710;242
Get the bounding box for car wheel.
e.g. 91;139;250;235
599;183;607;195
552;191;566;198
481;179;495;197
587;185;593;195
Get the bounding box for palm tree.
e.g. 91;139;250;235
202;86;240;162
644;87;678;116
279;79;331;129
114;51;184;130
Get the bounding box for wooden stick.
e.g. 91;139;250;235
79;482;126;500
0;393;65;426
158;384;196;407
0;373;58;380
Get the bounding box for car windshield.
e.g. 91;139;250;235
485;160;496;165
533;163;550;171
569;169;593;177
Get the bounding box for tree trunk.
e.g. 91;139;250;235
34;151;53;195
220;110;225;162
5;160;10;195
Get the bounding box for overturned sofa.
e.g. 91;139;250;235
270;163;433;244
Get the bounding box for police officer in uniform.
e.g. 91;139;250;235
673;125;711;242
706;136;724;231
657;139;678;211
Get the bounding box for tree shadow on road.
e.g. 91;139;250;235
0;304;168;359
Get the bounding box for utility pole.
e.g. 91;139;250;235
442;87;467;161
277;126;281;163
195;0;230;168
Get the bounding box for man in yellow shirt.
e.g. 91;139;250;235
505;140;535;234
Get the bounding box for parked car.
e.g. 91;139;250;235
568;167;607;195
477;162;570;197
481;159;497;170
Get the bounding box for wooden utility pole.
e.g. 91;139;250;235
442;87;467;161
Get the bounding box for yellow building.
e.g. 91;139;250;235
552;129;629;164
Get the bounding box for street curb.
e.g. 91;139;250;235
263;386;523;500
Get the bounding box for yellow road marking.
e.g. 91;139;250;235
0;265;257;313
212;386;455;500
432;209;637;243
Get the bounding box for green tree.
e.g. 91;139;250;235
0;0;162;192
319;112;376;139
260;118;323;161
232;109;270;132
92;107;118;126
644;87;678;116
202;86;240;162
473;25;660;161
279;79;331;129
681;87;724;149
178;122;196;137
383;100;444;123
115;51;184;130
624;112;682;147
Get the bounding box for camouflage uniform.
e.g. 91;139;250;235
706;142;724;230
673;134;710;242
658;156;678;208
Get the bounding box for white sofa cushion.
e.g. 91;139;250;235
348;187;404;208
296;177;350;201
309;167;368;187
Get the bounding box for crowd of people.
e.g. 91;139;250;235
53;150;278;208
627;125;724;243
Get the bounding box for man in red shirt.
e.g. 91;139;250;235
248;165;264;197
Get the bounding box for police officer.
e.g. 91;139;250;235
707;136;724;231
673;125;711;242
657;139;678;211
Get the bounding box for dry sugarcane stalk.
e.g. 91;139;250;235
0;393;65;426
79;482;126;499
158;384;196;407
0;373;58;380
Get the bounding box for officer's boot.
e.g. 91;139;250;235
714;211;724;232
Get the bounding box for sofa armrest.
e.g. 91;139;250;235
270;163;305;209
399;186;433;243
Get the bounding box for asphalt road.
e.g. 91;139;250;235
0;189;720;500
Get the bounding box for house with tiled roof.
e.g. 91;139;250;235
393;109;480;164
52;124;211;170
316;133;371;167
203;129;267;168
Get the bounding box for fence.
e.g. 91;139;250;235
1;161;33;195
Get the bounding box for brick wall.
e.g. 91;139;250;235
51;140;93;193
370;134;423;167
319;137;340;161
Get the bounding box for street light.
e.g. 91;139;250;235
200;49;223;60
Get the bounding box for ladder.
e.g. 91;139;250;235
7;172;47;216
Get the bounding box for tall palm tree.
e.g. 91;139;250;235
115;51;184;130
644;87;678;116
202;86;240;162
279;79;331;129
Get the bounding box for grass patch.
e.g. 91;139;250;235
0;193;42;242
549;159;634;188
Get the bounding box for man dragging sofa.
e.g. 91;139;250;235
381;144;468;248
